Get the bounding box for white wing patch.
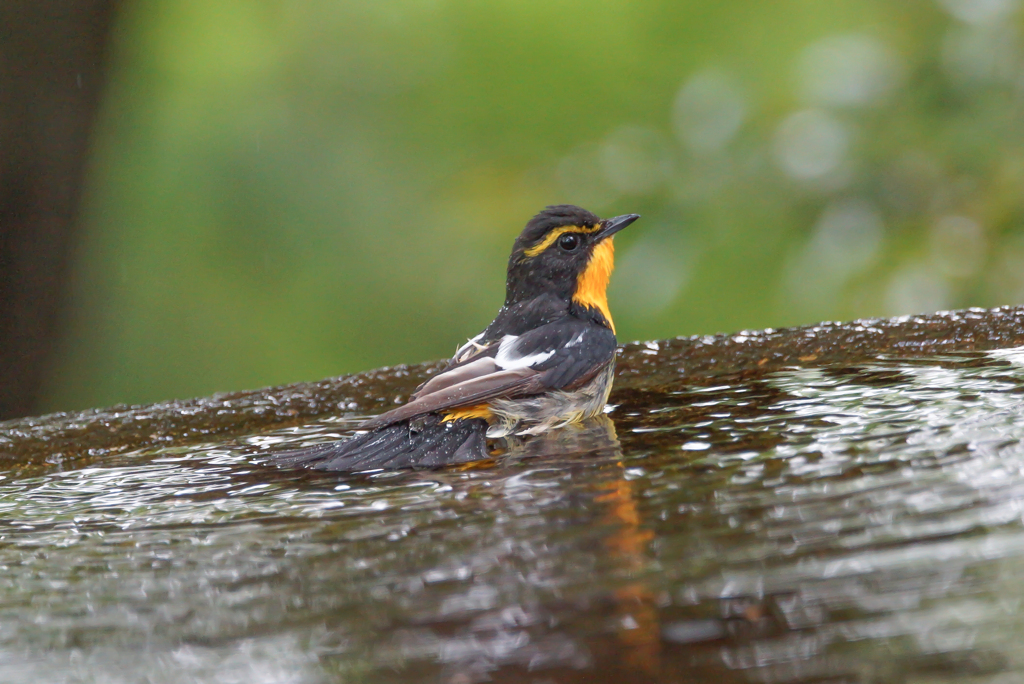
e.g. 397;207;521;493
566;331;585;347
495;335;555;370
454;332;486;362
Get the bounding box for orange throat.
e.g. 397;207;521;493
572;238;616;333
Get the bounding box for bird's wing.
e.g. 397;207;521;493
361;319;616;429
440;293;572;369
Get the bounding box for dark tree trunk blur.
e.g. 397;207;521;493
0;2;116;420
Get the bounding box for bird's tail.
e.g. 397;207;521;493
271;415;490;471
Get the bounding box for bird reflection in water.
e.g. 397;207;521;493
447;415;663;680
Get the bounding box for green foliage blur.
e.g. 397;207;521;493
43;0;1024;411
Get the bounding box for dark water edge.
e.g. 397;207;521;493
4;306;1024;470
3;306;1024;682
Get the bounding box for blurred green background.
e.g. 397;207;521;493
41;0;1024;412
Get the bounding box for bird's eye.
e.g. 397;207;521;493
558;234;580;251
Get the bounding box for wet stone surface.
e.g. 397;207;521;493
4;307;1024;682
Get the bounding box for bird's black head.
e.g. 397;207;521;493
505;205;640;330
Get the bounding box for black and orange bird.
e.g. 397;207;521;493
275;205;640;471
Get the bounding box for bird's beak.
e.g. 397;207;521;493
595;213;640;241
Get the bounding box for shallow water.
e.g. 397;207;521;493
6;346;1024;682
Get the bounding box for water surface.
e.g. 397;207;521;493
5;340;1024;682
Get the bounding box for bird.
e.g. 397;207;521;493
273;204;640;471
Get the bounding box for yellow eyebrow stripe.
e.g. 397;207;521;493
522;224;601;257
